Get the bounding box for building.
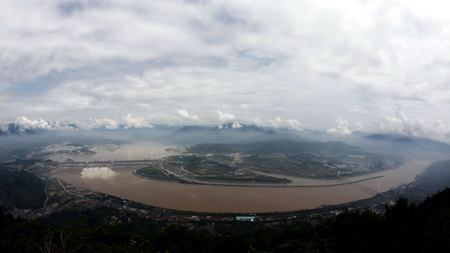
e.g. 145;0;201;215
236;216;256;222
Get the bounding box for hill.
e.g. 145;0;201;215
188;139;372;156
361;133;450;159
2;187;450;252
0;169;46;211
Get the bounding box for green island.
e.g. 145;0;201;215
134;166;178;182
186;141;401;177
167;155;291;184
154;140;402;185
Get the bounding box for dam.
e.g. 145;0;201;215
57;159;158;170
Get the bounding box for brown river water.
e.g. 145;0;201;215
51;160;431;213
47;141;176;162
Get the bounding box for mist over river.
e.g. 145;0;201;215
47;141;176;162
51;160;431;213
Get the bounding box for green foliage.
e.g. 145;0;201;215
188;140;374;157
2;188;450;252
406;159;450;202
315;188;450;252
135;166;178;181
0;169;46;211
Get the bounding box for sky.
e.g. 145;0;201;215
1;0;450;141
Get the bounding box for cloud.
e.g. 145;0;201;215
268;117;311;131
327;117;353;135
177;110;200;122
1;1;450;141
375;110;450;139
91;117;121;130
89;114;157;129
122;113;153;129
15;116;53;130
217;110;236;122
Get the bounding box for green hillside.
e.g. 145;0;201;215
0;169;46;211
2;188;450;252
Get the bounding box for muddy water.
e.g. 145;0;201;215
47;141;176;162
51;160;431;213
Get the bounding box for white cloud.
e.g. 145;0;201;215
375;110;450;139
15;116;53;130
122;113;152;129
327;117;352;135
231;122;242;128
91;117;121;130
1;1;450;141
217;110;236;122
177;109;200;122
268;117;311;131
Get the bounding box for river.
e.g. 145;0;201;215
50;160;431;213
47;141;175;162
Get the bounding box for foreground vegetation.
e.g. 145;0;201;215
2;188;450;252
3;158;450;252
0;169;46;211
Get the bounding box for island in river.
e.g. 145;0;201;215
50;160;430;213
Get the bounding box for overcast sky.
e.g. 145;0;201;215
1;0;450;140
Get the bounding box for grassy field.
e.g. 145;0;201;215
168;156;237;175
167;155;291;184
135;166;178;182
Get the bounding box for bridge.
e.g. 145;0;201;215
339;177;386;197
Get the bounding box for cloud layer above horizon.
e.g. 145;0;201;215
1;0;450;140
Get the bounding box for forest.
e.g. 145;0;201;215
2;188;450;252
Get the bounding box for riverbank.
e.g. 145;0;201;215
50;160;430;212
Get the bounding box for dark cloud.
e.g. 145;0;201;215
57;1;84;15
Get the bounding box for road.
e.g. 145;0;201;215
44;182;49;211
57;178;84;197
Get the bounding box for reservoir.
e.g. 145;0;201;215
51;160;431;213
47;141;176;162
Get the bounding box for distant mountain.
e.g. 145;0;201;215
67;124;79;129
361;133;450;159
188;139;375;157
365;134;389;141
0;121;79;137
177;125;211;132
393;137;417;145
0;123;36;136
210;122;275;133
150;122;299;144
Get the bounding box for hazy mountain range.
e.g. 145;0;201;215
1;122;450;160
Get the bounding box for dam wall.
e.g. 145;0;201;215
57;159;158;170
